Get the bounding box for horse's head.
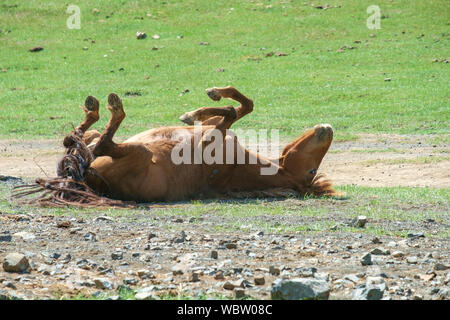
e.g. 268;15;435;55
280;124;335;193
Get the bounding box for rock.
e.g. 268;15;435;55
214;271;224;280
225;243;237;249
392;251;405;258
123;278;138;285
12;232;35;241
94;216;114;222
223;281;235;290
148;233;157;240
0;233;12;242
210;250;218;259
172;265;184;275
111;251;123;260
271;278;330;300
314;273;330;282
75;280;96;287
84;232;97;242
371;248;390;255
173;231;187;243
29;46;43;52
352;277;386;300
360;253;373;266
94;278;115;290
269;266;281;276
76;259;97;270
351;216;367;228
189;272;200;282
137;269;154;279
407;232;425;239
3;253;31;273
56;221;72;228
344;274;360;283
234;288;246;299
295;267;317;277
407;256;418;264
135;287;158;300
136;32;147;39
254;275;265;286
434;288;450;300
2;281;16;289
434;263;449;271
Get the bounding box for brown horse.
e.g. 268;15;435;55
37;86;339;205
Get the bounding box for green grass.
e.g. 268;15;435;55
2;183;449;239
0;0;449;141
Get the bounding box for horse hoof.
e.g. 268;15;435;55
84;96;99;112
107;93;123;112
179;111;196;125
205;88;222;101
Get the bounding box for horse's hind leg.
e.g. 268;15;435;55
92;93;153;159
63;96;99;148
179;86;253;126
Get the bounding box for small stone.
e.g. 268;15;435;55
56;221;72;228
384;78;391;82
360;253;373;266
12;232;35;241
84;232;96;242
189;272;200;282
271;278;330;300
352;276;386;300
407;232;425;239
371;237;382;244
234;288;246;299
29;46;43;52
210;250;218;259
225;243;237;249
111;251;123;260
434;263;449;271
172;265;184;275
295;267;317;277
254;275;265;286
392;251;404;258
135;287;158;300
407;256;418;264
351;216;367;228
269;266;281;276
223;281;235;290
371;248;390;255
3;253;30;273
0;233;12;242
94;216;114;222
94;278;115;290
173;231;187;243
137;269;154;279
123;278;139;285
136;32;147;39
148;233;157;240
214;271;224;280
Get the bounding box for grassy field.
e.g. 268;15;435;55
2;183;449;239
0;0;449;141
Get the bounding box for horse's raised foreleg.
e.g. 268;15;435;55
63;96;100;147
92;93;152;159
179;86;253;127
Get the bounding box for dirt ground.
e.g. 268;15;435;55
1;134;448;187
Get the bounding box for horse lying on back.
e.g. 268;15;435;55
16;86;341;206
